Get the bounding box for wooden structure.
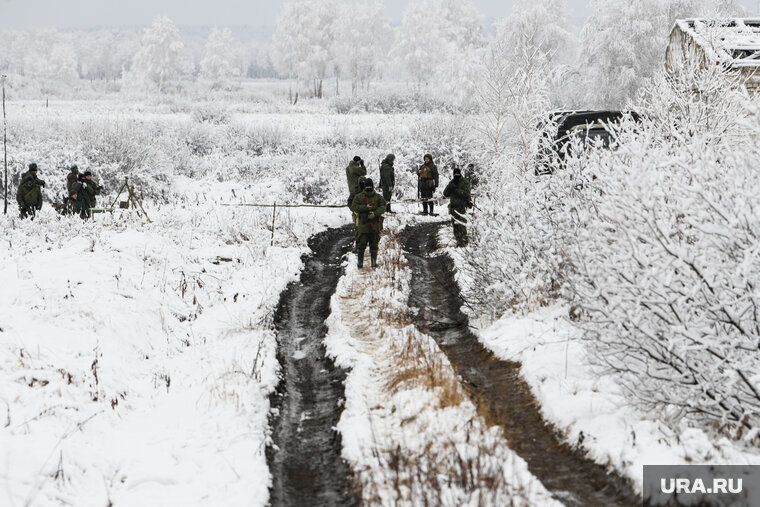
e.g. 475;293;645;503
666;18;760;92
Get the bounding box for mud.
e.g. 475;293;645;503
267;225;359;507
402;222;639;507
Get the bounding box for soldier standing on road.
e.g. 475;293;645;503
443;166;471;247
16;163;46;219
351;178;387;269
379;154;395;214
417;153;439;215
346;155;367;248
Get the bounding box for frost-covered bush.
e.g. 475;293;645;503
565;76;760;437
191;103;232;125
330;91;459;114
466;59;760;438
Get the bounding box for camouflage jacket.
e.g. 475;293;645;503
443;176;471;212
345;160;367;194
351;189;387;234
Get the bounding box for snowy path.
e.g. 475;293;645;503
266;225;358;506
402;222;639;507
326;224;560;506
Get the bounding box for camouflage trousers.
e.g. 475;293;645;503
451;207;468;247
357;231;380;254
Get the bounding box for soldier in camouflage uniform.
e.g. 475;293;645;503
350;178;387;268
16;163;46;219
81;171;101;215
345;155;367;210
68;174;85;218
379;154;395;214
66;164;79;195
417;153;439;215
443;166;471;247
346;155;367;248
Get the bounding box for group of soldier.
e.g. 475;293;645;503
15;162;101;220
345;153;473;269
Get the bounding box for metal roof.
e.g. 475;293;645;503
673;18;760;68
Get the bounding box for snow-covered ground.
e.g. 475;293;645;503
442;228;760;494
0;202;344;507
326;218;559;506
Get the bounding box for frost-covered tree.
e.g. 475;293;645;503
48;44;79;83
711;0;747;15
200;27;238;88
128;14;184;92
392;0;483;103
271;0;338;99
391;0;442;89
335;2;390;94
496;0;577;106
579;0;731;107
497;0;576;66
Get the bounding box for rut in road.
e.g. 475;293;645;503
267;225;358;507
402;222;639;507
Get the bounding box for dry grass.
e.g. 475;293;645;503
386;329;464;410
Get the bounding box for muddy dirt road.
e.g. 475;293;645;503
267;225;358;507
403;222;639;507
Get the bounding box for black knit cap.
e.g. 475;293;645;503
84;171;92;177
364;178;374;188
353;155;361;162
453;167;462;176
29;163;38;171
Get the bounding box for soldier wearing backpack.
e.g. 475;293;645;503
16;163;45;219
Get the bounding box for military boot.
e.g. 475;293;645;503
429;202;435;215
357;250;364;268
370;251;377;268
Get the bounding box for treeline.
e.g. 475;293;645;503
0;0;749;105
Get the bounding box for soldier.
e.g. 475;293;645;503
66;164;79;195
69;173;92;219
345;155;366;209
379;154;395;214
81;171;101;215
350;178;387;268
16;163;46;219
443;166;471;247
417;153;439;215
346;155;367;248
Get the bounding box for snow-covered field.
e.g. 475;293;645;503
0;200;344;506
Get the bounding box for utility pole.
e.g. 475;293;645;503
2;74;7;215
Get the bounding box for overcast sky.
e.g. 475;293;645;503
1;0;758;31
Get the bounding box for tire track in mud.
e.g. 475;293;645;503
402;222;639;507
267;225;358;507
